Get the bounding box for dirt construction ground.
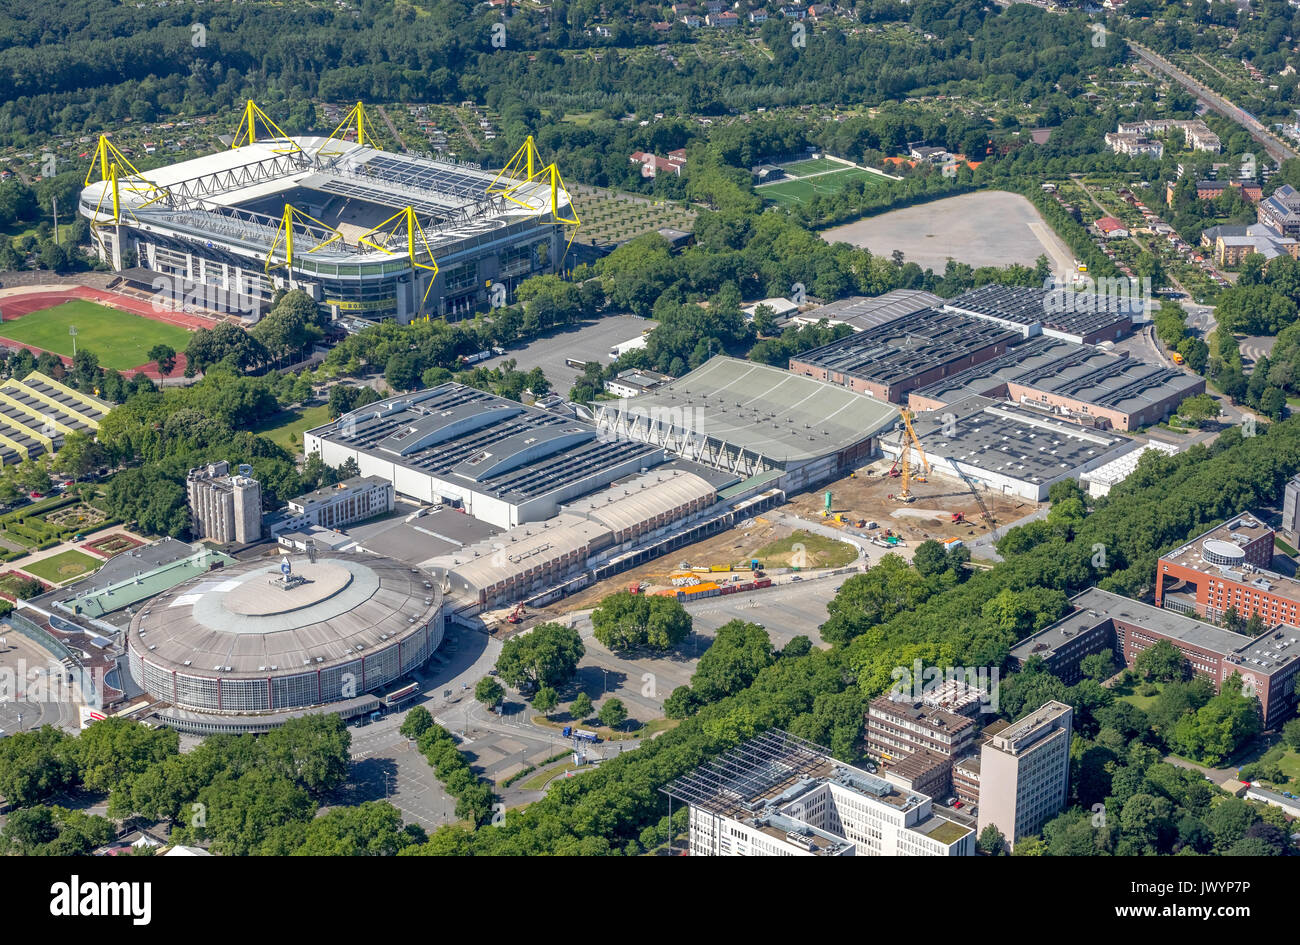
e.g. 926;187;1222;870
790;459;1035;545
532;459;1036;619
536;515;803;615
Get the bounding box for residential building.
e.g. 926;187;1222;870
1215;231;1300;266
1166;179;1263;205
1105;131;1164;160
1259;184;1300;238
186;461;262;545
707;11;739;26
977;701;1073;850
663;729;974;856
1282;475;1300;545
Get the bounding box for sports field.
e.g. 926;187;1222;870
0;299;192;371
780;157;847;176
759;166;892;207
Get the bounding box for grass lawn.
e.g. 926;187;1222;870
1277;536;1299;557
519;762;581;791
252;404;332;455
0;299;192;371
1114;677;1163;712
759;167;891;207
755;529;858;569
22;548;102;584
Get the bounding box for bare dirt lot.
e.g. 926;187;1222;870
532;461;1036;620
820;191;1075;276
537;515;802;615
785;459;1036;546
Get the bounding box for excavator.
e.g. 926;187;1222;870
506;602;526;624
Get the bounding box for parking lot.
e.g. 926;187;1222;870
483;313;654;391
562;576;843;725
0;629;81;735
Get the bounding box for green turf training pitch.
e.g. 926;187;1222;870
779;157;846;177
759;167;891;207
0;299;193;371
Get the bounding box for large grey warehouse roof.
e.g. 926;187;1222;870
595;356;899;463
128;553;442;678
794;289;944;331
911;336;1201;415
945;284;1140;338
793;308;1017;386
903;397;1131;485
910;336;1079;404
311;384;662;504
1013;346;1203;415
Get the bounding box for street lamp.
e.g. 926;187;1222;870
69;326;78;357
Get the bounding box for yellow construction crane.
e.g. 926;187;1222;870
896;408;931;503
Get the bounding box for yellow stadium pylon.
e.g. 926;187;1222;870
317;102;384;156
357;207;440;310
488;136;545;196
231;100;303;153
266;205;345;273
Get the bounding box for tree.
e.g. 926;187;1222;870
532;687;558;716
598;698;628;730
591;591;691;651
912;539;951;578
688;620;774;704
1135;639;1186;682
978;824;1006;855
1177;393;1220;427
1282;718;1300;752
570;692;593;721
148;344;177;376
474;677;504;708
1081;649;1117;682
400;705;434;740
494;623;585;690
53;431;106;481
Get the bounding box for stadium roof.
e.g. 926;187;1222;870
596;356;899;464
79;136;567;264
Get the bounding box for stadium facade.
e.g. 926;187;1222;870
78;115;572;322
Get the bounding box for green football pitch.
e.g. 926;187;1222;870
779;157;847;177
0;299;192;371
759;166;892;207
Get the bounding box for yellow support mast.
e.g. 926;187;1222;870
231;100;303;154
266;205;345;278
316;102;384;156
357;207;440;312
896;408;932;502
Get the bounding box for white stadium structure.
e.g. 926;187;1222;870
78;106;574;322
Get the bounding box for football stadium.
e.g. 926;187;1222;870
78;103;576;322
